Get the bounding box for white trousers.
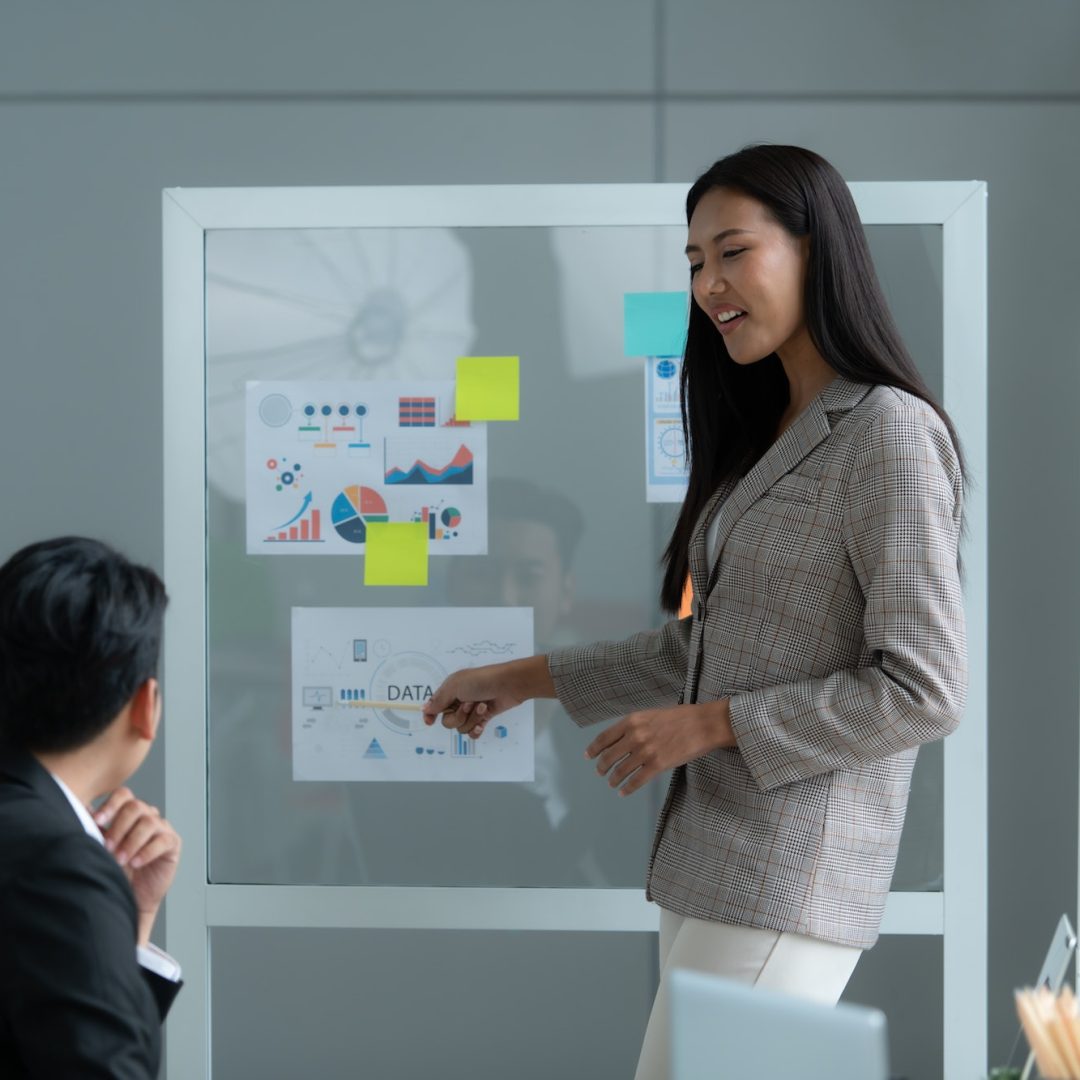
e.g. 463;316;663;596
632;908;863;1080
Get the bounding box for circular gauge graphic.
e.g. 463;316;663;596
658;426;686;463
331;485;388;544
369;652;447;735
258;393;293;427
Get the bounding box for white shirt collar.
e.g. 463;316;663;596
48;771;105;846
45;770;184;983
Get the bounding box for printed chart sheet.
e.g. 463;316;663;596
246;380;487;555
644;357;689;502
292;607;534;782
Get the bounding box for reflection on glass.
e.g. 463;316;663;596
205;227;475;502
207;226;667;887
206;223;945;893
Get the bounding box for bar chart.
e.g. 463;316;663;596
264;507;324;544
452;730;478;757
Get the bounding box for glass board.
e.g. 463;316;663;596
204;221;944;892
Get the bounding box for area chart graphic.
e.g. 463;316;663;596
385;440;474;486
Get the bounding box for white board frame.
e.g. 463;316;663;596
162;180;987;1078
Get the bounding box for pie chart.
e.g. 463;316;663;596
440;507;462;529
331;485;389;544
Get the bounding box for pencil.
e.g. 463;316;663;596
350;700;427;712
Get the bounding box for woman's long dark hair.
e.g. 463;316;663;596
660;144;966;613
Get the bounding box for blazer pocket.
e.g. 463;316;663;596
764;473;822;505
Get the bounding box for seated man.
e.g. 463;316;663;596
0;536;182;1078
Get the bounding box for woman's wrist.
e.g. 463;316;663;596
508;654;557;701
698;697;736;750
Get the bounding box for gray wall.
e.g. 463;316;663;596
3;1;1079;1074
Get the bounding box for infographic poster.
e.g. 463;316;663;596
246;380;487;555
644;358;689;502
292;607;534;782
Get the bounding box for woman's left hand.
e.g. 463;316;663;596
586;700;736;797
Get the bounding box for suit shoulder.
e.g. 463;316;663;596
830;385;962;498
0;792;71;878
848;384;947;432
837;384;955;456
0;809;131;908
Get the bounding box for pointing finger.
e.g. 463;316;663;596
441;700;475;731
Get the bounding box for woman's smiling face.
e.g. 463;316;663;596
686;186;814;367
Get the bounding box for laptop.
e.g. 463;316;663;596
670;968;889;1080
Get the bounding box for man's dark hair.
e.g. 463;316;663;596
0;537;168;754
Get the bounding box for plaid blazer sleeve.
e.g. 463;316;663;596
728;404;968;791
547;615;692;728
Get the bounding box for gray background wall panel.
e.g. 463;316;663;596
664;0;1080;96
0;0;656;96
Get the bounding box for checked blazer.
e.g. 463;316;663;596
548;376;967;949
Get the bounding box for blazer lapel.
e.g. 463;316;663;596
702;376;873;576
688;480;735;601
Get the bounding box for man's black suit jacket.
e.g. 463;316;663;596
0;747;180;1078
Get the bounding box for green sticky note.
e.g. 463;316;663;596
455;356;520;421
624;292;688;357
364;522;428;587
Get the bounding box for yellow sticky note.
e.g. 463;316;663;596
455;356;520;421
364;522;428;586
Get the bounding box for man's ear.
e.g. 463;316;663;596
128;678;161;742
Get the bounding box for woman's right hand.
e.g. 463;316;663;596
423;656;554;738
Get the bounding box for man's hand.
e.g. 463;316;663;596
585;699;736;797
94;788;181;946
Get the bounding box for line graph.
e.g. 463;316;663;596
447;641;519;658
302;639;353;671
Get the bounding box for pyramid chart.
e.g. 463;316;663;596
363;738;387;760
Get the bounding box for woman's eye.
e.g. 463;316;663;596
688;263;703;277
722;248;746;260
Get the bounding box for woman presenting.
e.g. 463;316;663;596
423;144;967;1079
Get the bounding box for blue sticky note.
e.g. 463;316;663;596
624;292;689;358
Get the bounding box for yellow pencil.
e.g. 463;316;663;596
349;700;427;712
